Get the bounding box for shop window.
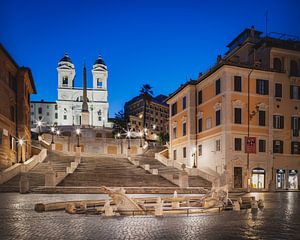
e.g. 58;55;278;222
276;169;285;189
234;138;242;151
234;76;242;92
256;79;269;95
252;168;265;189
273;115;284;129
288;170;298;189
275;83;282;98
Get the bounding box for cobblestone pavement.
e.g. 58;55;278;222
0;192;299;239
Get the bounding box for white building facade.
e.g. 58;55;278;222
31;54;111;128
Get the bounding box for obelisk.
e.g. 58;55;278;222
81;62;90;127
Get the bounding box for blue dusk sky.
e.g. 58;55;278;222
1;0;299;117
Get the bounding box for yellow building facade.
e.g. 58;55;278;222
166;27;300;191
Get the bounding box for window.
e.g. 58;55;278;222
173;127;177;139
173;150;177;160
182;122;187;136
234;108;242;124
234;76;242;92
206;118;212;129
62;76;68;85
198;90;202;105
171;102;177;116
55;105;58;110
291;142;300;154
38;107;42;114
63;115;67;120
275;83;282;98
290;85;300;99
273;115;284;129
198;118;203;133
259;110;266;126
234;138;242;151
216;139;221;151
10;136;16;151
182;96;186;110
259;139;266;152
291;117;300;137
47;112;49;116
215;79;221;95
290;60;299;76
273;58;282;72
256;79;269;95
97;78;103;88
55;113;58;119
216;110;221;126
198;145;202;156
183;147;187;158
273;140;283;154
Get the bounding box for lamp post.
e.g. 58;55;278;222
56;129;60;137
192;153;197;168
76;128;81;147
18;139;24;163
51;126;55;144
127;131;131;150
139;131;143;148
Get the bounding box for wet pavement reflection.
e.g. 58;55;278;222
0;192;299;239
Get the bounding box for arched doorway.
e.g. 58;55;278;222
252;168;265;189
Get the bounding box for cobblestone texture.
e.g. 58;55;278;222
0;193;299;239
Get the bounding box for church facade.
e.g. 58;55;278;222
30;53;111;128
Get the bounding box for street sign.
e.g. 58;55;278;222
245;137;256;153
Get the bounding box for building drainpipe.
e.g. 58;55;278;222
194;85;198;168
15;73;19;163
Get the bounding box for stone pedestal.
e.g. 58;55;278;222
155;197;163;217
103;200;114;217
171;201;180;209
45;172;56;187
178;172;189;188
81;111;90;127
233;201;240;211
19;175;29;194
75;147;81;157
51;143;56;151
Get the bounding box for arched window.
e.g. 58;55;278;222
290;60;299;76
76;96;89;102
62;76;68;85
273;58;282;72
97;78;103;88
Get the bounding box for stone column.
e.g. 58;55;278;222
19;174;30;194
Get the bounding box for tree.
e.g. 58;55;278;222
139;84;153;129
112;110;126;136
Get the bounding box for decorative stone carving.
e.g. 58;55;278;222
213;102;222;110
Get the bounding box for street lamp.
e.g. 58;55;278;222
51;126;55;144
56;129;60;136
192;153;197;168
76;128;81;147
152;124;156;130
18;138;24;163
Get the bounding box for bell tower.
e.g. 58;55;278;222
92;55;108;90
57;53;75;89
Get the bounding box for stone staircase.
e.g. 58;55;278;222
0;151;74;192
59;156;176;187
133;147;212;188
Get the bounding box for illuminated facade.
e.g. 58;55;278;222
166;27;300;191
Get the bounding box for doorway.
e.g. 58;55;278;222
276;169;285;189
288;170;298;190
252;168;265;189
234;167;243;188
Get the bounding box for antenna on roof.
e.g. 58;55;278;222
265;10;269;37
